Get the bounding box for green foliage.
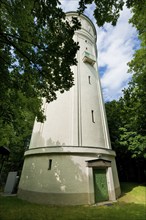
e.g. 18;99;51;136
105;78;146;180
78;0;145;26
105;0;146;181
0;0;80;121
0;0;80;177
125;1;146;158
104;101;122;149
0;91;41;175
129;0;146;36
105;0;146;158
106;91;146;160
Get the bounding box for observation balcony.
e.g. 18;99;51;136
82;51;96;66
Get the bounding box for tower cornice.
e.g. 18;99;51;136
24;146;116;157
66;11;97;41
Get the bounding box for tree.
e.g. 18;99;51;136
0;0;81;185
78;0;145;26
127;1;146;137
105;1;146;181
124;0;146;158
0;0;80;123
1;0;145;126
0;90;39;185
105;95;146;182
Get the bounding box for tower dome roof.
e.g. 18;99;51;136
66;11;97;41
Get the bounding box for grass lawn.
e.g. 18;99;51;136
0;182;146;220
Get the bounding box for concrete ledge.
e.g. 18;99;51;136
18;188;90;205
24;146;116;157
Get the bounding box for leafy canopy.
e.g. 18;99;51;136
0;0;144;126
105;0;146;159
0;0;80;104
78;0;145;26
0;0;80;175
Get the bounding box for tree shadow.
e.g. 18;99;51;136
120;182;146;194
18;138;90;205
120;182;139;194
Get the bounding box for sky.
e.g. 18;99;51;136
60;0;139;101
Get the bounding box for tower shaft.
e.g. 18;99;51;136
18;12;121;205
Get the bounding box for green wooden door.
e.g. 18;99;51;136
93;169;109;203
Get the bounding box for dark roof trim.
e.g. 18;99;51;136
0;146;10;155
86;159;111;168
86;158;111;163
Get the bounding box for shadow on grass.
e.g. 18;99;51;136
0;195;146;220
120;182;146;195
120;182;140;193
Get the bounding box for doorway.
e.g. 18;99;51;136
93;168;109;203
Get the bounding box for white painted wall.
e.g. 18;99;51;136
20;154;88;193
29;12;111;149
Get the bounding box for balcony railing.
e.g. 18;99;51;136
82;51;96;65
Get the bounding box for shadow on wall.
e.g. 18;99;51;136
30;132;66;147
22;137;88;195
51;154;87;193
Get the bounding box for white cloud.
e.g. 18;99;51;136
60;0;79;12
96;7;138;101
60;1;138;101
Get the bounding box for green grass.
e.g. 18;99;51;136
118;182;146;204
0;182;146;220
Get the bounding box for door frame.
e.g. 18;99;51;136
86;158;116;204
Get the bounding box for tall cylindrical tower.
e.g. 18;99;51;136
18;12;121;205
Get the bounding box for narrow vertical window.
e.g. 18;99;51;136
48;159;52;170
91;110;95;123
88;76;91;84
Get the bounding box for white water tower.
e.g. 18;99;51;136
18;12;121;205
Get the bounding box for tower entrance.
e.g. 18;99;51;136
86;158;112;203
93;168;109;203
